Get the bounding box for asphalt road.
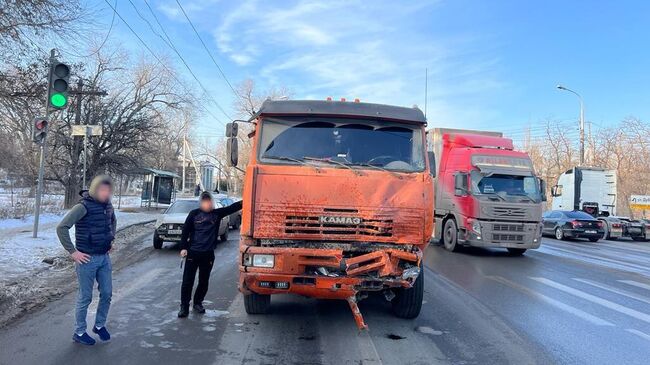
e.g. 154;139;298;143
1;231;649;365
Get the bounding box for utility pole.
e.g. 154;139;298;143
182;136;187;192
556;84;585;165
69;80;107;189
33;49;56;238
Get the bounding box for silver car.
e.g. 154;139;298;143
153;198;229;249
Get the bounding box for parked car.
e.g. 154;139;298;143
616;217;648;241
215;195;242;229
542;210;605;242
153;198;230;249
597;216;624;240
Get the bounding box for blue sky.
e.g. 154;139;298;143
86;0;650;142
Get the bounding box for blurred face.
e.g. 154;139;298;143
96;184;112;203
200;199;213;212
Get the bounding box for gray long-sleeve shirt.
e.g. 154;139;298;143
56;204;117;254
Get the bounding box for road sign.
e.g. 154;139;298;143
630;195;650;210
71;125;103;136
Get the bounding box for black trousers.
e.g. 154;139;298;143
180;250;215;306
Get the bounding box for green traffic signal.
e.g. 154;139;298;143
50;93;67;108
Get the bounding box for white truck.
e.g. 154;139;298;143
551;167;617;216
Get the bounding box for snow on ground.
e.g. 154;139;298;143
0;195;159;287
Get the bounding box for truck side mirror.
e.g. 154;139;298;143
226;138;238;167
540;179;547;202
551;184;562;197
226;122;238;138
454;173;468;196
427;151;436;177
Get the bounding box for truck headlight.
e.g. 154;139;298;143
243;254;275;268
471;220;482;235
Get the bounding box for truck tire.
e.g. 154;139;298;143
507;248;527;256
443;219;461;252
153;233;163;249
219;229;229;242
244;292;271;314
392;267;424;319
555;227;565;240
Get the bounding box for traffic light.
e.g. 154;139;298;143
32;117;49;144
48;61;70;109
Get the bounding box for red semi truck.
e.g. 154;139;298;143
429;129;545;255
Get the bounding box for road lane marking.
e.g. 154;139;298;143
486;275;614;326
626;329;650;343
573;278;650;305
531;277;650;324
537;246;650;277
541;245;650;272
618;280;650;291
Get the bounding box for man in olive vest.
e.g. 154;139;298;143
57;175;116;345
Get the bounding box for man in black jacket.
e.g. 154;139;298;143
178;191;243;317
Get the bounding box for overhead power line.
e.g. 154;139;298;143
172;0;241;99
102;0;226;125
127;0;232;121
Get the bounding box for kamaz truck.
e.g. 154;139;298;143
429;129;545;255
225;99;435;329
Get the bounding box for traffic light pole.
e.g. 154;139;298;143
33;49;56;238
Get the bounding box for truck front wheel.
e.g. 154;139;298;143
392;268;424;319
244;292;271;314
443;219;461;252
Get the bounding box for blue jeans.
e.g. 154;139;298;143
75;254;112;335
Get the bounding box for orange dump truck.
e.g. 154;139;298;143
224;99;434;329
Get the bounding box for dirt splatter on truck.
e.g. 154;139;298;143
225;99;434;329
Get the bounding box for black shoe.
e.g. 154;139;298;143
178;305;189;318
193;303;206;314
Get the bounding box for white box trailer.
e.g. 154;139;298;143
551;167;617;216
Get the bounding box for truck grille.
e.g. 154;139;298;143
285;215;393;237
490;206;527;219
492;233;524;242
493;223;524;232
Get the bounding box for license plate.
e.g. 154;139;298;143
168;229;182;234
585;230;597;234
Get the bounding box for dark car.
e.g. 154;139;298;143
617;217;648;241
216;195;242;229
542;210;605;242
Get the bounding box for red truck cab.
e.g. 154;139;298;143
430;129;545;255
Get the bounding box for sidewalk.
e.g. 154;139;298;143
0;207;160;287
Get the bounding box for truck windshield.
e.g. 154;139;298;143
258;117;425;172
470;172;542;202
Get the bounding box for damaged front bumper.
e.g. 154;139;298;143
238;242;422;329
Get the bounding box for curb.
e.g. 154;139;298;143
115;218;157;233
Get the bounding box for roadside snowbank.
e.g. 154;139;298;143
0;203;158;286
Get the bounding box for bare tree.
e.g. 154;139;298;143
0;0;84;60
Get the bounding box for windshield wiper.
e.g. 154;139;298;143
263;155;322;172
351;162;403;179
303;157;362;176
509;193;537;203
481;191;506;201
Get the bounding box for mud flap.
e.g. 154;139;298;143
347;296;368;330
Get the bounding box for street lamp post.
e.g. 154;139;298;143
556;84;585;165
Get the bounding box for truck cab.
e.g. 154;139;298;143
225;99;434;329
430;130;545;255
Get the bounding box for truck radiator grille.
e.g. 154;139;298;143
492;233;524;242
490;206;527;219
492;224;524;232
285;216;393;237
